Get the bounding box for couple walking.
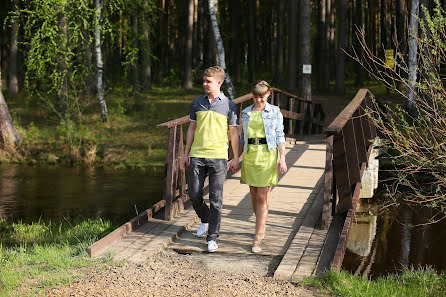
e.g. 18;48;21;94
183;66;287;253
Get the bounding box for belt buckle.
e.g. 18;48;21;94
254;138;260;145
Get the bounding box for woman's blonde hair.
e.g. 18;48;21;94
251;80;271;97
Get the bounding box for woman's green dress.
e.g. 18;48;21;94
241;111;278;187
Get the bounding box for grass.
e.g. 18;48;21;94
3;86;203;169
302;269;446;297
0;218;119;296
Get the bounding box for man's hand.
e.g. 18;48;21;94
229;158;240;173
183;154;190;169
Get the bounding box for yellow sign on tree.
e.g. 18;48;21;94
385;49;394;68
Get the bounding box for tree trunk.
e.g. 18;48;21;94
335;0;348;94
208;0;236;99
0;89;20;147
328;0;335;84
287;0;297;91
132;0;140;96
159;0;168;74
397;0;407;54
318;0;330;91
229;0;241;84
247;0;256;83
183;0;194;89
406;0;419;114
8;0;19;97
354;0;362;86
206;1;218;66
381;0;388;49
95;0;108;121
419;0;432;105
274;0;284;87
300;0;311;100
1;30;8;89
141;0;153;91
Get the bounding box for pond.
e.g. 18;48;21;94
0;165;165;224
342;198;446;279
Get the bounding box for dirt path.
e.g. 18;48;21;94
49;250;323;296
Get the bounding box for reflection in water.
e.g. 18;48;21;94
343;200;446;279
0;165;165;223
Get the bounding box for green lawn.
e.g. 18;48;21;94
0;218;119;296
3;87;203;169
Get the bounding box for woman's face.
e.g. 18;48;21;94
253;92;270;110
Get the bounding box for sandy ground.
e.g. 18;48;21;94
49;250;324;297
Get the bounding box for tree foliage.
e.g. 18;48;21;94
353;0;446;217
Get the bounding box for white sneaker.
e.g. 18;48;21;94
208;240;218;252
196;223;209;237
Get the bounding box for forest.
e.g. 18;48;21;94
0;0;440;108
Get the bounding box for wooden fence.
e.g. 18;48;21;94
322;88;378;270
157;87;325;220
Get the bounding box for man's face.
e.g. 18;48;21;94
203;76;221;95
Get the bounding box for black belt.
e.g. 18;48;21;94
247;137;267;145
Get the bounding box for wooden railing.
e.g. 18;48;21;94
322;88;377;270
157;87;325;220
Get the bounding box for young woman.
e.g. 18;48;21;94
239;80;287;253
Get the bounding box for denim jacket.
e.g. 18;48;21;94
240;102;285;154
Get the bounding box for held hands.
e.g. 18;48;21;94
229;158;240;173
278;158;287;174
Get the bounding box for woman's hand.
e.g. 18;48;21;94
278;158;287;174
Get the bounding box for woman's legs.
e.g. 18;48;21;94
249;186;258;215
250;186;271;250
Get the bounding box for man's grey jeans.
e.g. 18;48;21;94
188;157;227;242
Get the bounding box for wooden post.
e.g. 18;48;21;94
178;125;186;197
323;134;334;228
164;125;177;221
333;131;353;213
287;96;294;134
342;119;360;186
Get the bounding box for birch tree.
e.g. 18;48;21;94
406;0;419;114
95;0;108;121
207;0;235;99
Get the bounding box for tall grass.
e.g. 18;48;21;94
303;268;446;297
0;218;118;296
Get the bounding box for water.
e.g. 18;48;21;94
342;199;446;279
0;165;165;224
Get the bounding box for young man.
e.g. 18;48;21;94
183;66;240;252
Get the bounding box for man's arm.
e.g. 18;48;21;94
183;121;196;169
228;126;240;172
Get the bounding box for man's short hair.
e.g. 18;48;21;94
203;66;225;82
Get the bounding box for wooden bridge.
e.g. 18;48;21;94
87;88;378;282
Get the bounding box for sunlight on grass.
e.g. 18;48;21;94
302;269;446;297
0;218;118;296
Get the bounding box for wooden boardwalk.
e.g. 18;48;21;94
95;136;330;282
